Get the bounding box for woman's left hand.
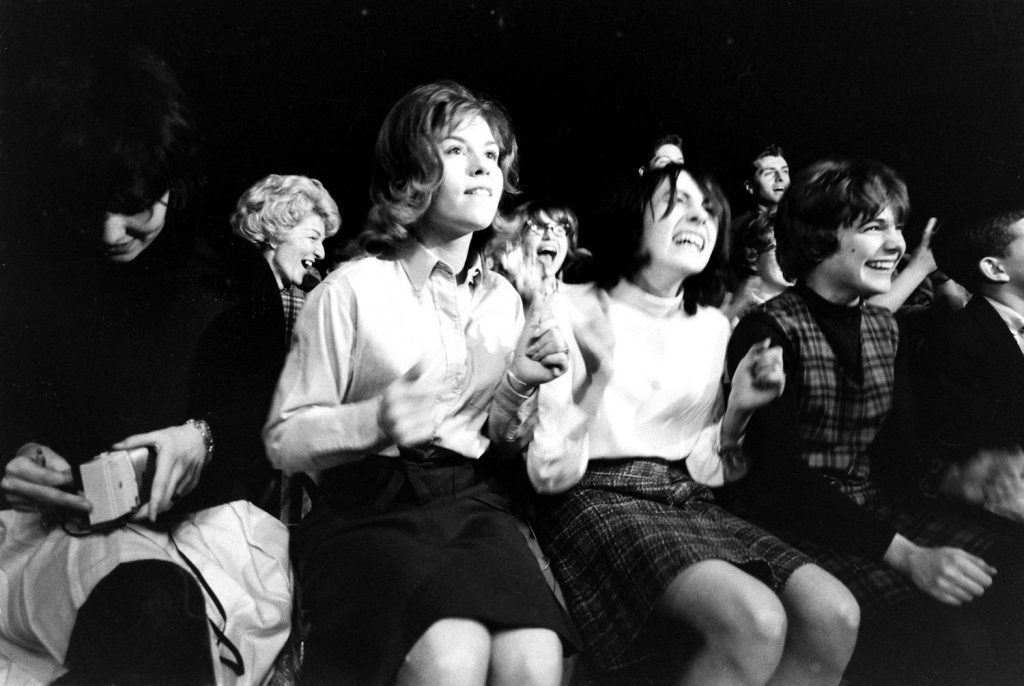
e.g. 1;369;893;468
512;294;570;385
114;423;209;521
729;338;785;413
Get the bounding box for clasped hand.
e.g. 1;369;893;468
510;293;569;386
2;443;92;514
729;339;786;413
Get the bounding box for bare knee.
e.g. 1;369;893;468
489;628;562;686
780;565;861;679
736;595;788;648
660;562;788;683
398;619;490;686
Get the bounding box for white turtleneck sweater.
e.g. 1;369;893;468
529;280;730;493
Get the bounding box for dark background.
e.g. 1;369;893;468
4;0;1023;255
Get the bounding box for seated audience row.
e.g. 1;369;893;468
6;41;1024;686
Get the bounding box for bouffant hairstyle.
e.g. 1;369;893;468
594;163;731;315
356;81;519;257
932;207;1024;294
775;159;909;282
231;174;341;246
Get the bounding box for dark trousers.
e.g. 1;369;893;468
59;560;215;686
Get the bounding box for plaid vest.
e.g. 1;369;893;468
762;290;898;499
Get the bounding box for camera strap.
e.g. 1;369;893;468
168;530;246;678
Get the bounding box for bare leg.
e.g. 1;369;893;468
489;627;563;686
770;564;860;686
396;618;491;686
656;560;787;686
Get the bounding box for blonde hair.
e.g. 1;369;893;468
231;174;340;246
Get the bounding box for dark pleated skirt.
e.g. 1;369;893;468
291;449;578;685
533;458;811;671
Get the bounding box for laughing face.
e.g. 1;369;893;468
810;206;906;305
640;171;718;286
267;213;327;288
421;114;503;241
522;210;570;279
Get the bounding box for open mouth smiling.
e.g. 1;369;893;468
465;187;493;197
672;231;705;250
536;245;559;263
865;259;897;272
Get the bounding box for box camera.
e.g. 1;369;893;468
78;447;155;525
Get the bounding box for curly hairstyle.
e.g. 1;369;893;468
933;207;1024;294
775;159;909;282
593;163;731;315
731;210;777;278
231;174;341;246
355;81;519;258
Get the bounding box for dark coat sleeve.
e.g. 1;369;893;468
915;298;1024;467
179;247;287;515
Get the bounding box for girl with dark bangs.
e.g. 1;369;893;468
527;162;859;685
265;81;578;685
726;158;1024;685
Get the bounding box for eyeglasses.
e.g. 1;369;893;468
525;219;569;238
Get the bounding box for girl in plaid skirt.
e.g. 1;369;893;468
528;163;860;685
726;159;1024;685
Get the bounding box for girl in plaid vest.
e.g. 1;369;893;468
727;158;1024;685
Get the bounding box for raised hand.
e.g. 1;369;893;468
378;361;441;447
2;443;92;513
511;293;569;386
729;338;785;414
907;217;938;275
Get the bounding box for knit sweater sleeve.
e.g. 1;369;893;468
726;312;897;560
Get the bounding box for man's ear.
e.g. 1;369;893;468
744;180;754;196
979;256;1010;283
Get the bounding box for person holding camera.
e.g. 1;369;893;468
0;42;291;685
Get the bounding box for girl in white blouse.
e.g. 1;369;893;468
528;163;861;686
264;82;577;686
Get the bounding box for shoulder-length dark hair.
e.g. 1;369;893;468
355;81;520;258
594;163;731;315
17;44;198;231
775;159;909;282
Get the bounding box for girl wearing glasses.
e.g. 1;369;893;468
491;201;587;303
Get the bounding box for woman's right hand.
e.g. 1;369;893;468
884;533;995;605
2;443;92;513
378;361;442;447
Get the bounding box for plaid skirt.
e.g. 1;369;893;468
291;449;578;685
532;458;811;670
761;494;1024;620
